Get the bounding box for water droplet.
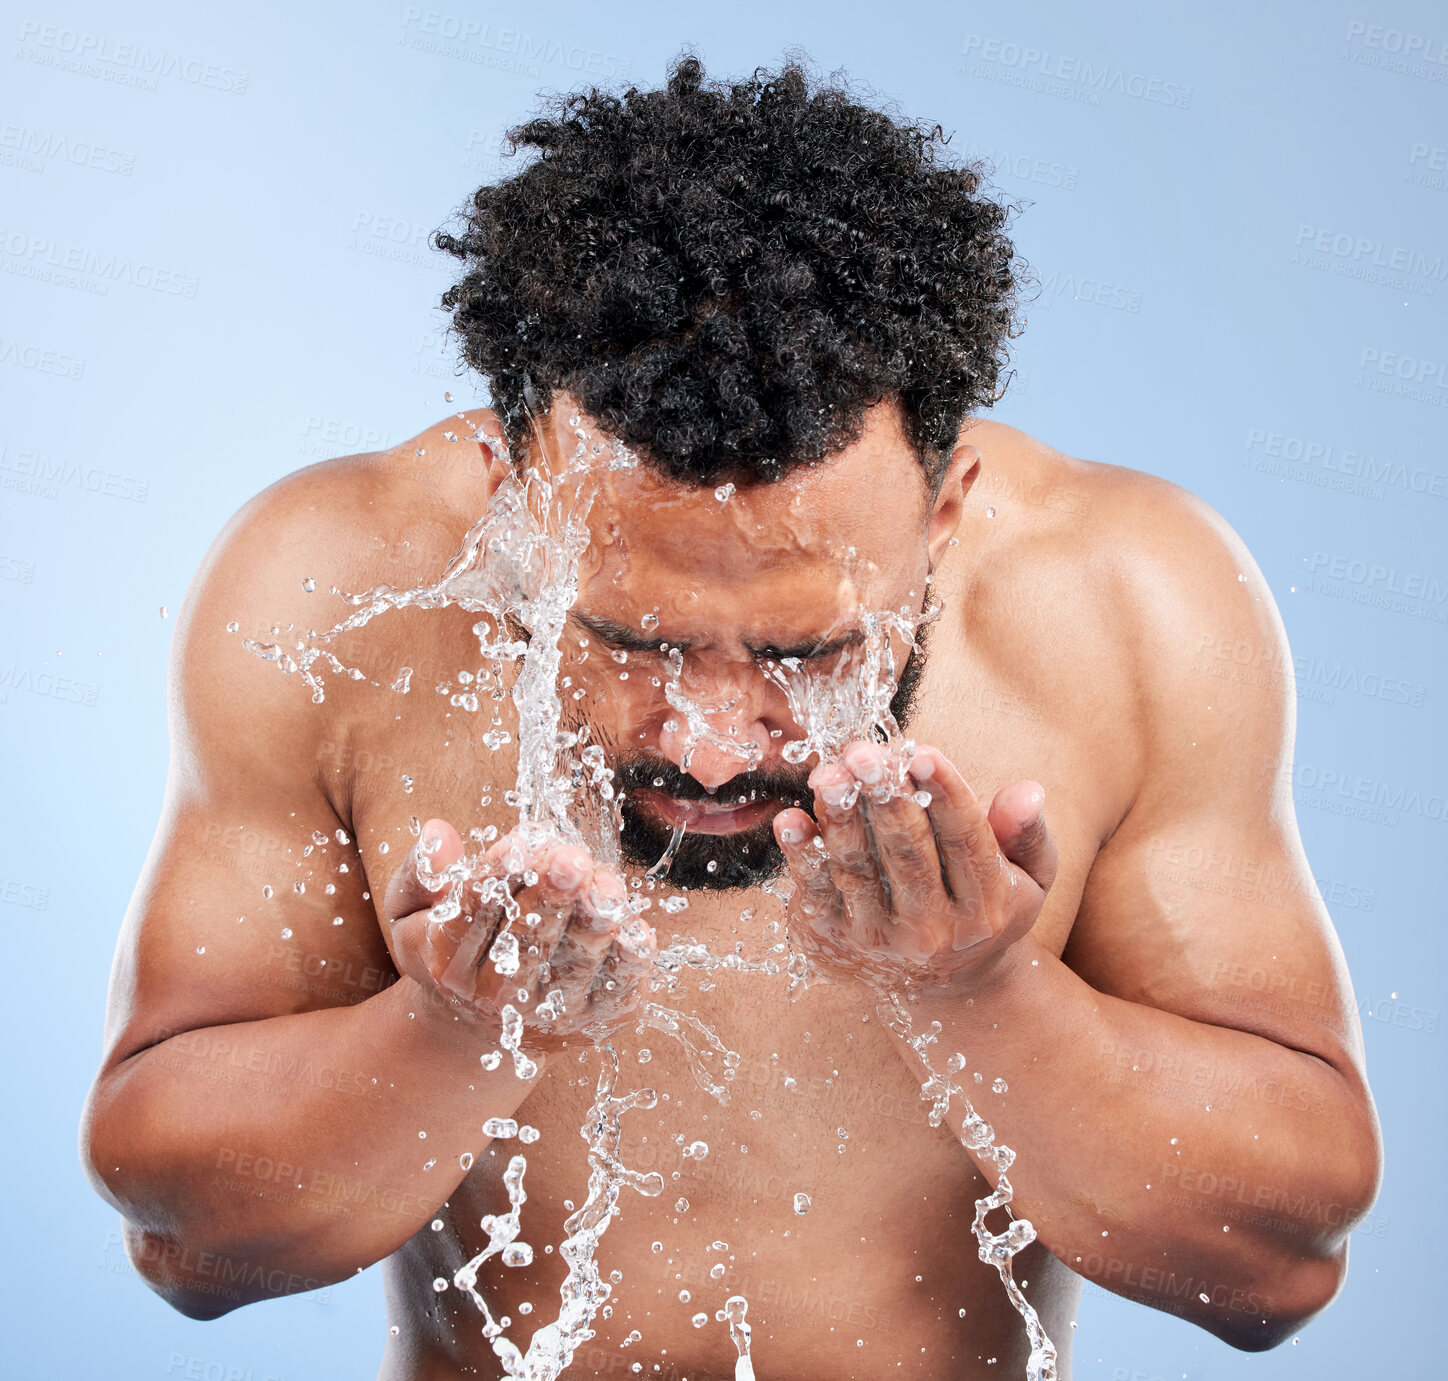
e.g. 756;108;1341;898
518;1124;540;1144
710;1263;726;1279
226;620;239;633
433;1277;448;1292
692;1311;708;1327
675;1197;690;1213
302;577;315;592
430;1218;443;1231
985;507;996;518
158;605;167;619
279;927;292;939
502;1243;533;1267
713;482;736;503
992;1077;1008;1094
637;1048;652;1064
195;945;206;955
678;1289;691;1303
651;1241;663;1254
793;1192;811;1214
640;613;659;631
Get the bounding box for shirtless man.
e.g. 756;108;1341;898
81;54;1380;1379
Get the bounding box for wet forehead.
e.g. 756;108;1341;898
567;400;931;597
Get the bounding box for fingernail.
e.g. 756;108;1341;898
819;778;854;808
846;747;883;783
779;822;804;844
909;751;935;781
549;851;586;887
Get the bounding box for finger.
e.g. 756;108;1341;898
906;748;998;949
384;818;466;923
842;743;944;919
546;871;628;1017
989;780;1057;893
809;761;890;939
772;808;840;921
514;844;595;988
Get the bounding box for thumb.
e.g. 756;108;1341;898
988;781;1057;894
384;818;466;924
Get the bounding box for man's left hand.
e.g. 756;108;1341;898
772;742;1057;993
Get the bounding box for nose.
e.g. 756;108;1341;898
657;665;770;792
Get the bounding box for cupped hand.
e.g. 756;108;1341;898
772;742;1056;994
384;819;657;1051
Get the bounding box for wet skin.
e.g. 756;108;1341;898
82;398;1381;1379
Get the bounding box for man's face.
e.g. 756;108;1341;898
509;393;969;891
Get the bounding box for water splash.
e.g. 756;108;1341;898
482;1045;664;1379
883;993;1058;1381
724;1294;755;1380
241;407;1053;1379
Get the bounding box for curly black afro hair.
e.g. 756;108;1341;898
435;50;1024;488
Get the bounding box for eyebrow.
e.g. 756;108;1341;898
570;612;863;662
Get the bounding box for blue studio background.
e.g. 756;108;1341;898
2;0;1444;1377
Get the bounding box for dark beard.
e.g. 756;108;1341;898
612;617;935;892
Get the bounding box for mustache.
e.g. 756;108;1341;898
612;752;813;805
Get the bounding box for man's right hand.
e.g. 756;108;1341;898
384;818;657;1051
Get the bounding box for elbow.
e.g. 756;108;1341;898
123;1223;247;1321
1212;1247;1348;1352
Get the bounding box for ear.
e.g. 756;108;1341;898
926;441;981;568
470;408;512;485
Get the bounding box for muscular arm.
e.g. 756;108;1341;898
905;479;1381;1348
79;460;529;1318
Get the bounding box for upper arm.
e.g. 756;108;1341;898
96;465;394;1073
1063;476;1368;1085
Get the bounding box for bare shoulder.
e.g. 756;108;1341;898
950;419;1296;871
968;418;1290;706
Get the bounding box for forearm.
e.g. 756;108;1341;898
85;978;531;1309
900;939;1377;1344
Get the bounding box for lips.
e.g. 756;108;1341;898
631;788;782;836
